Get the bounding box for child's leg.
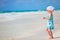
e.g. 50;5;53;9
50;29;53;38
46;29;51;37
46;28;53;39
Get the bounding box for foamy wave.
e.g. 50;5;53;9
0;12;41;22
0;13;23;22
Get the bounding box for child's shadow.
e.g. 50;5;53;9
54;36;60;39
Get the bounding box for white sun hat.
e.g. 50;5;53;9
46;6;54;11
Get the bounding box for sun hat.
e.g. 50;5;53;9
46;6;54;11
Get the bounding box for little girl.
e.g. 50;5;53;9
43;6;54;39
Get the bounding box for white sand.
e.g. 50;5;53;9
0;11;60;40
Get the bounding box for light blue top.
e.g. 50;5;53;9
46;14;54;30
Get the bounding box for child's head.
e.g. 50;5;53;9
46;6;54;14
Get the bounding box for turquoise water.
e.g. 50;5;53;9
0;10;38;13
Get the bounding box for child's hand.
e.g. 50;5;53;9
43;17;46;19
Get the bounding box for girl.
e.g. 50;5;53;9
43;6;54;39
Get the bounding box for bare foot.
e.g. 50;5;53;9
49;36;53;39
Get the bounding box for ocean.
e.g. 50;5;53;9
0;0;60;13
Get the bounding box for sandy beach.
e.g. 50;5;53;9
0;11;60;40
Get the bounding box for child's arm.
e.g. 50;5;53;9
43;17;49;20
43;14;52;20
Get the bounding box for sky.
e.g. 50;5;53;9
0;0;60;12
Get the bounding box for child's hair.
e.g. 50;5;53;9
46;6;54;11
